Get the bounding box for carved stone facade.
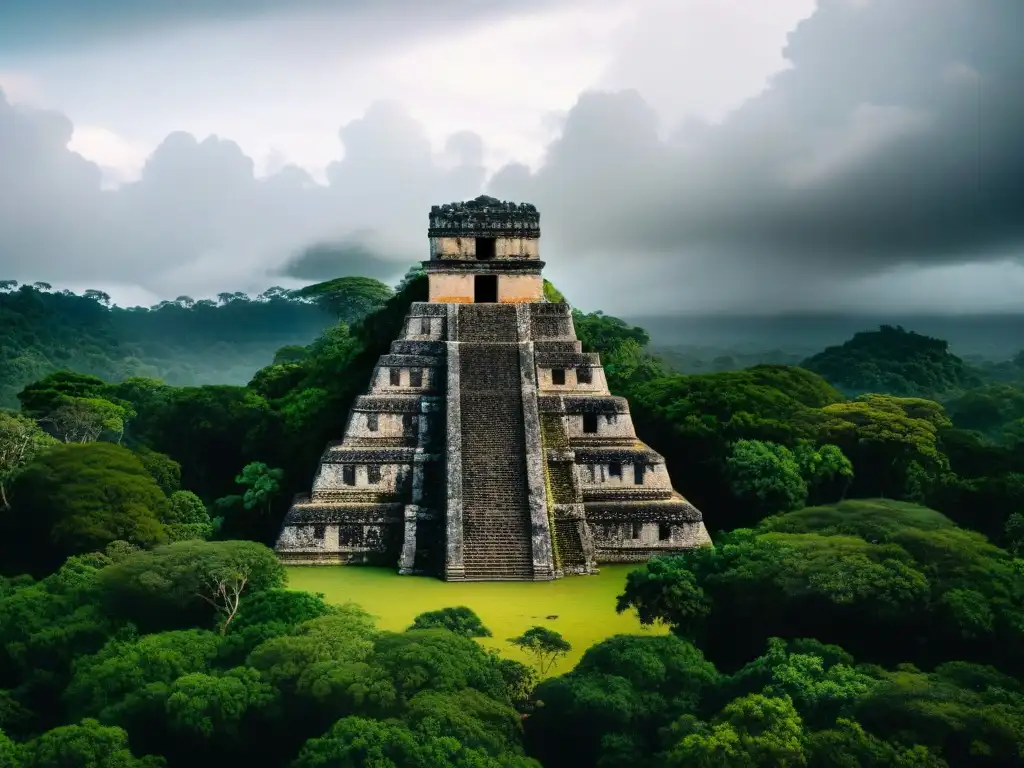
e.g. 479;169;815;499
275;196;711;579
424;195;544;304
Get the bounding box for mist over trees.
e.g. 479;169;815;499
0;277;400;408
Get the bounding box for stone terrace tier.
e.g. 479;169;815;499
275;304;448;568
275;299;710;577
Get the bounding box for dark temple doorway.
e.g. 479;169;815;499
474;274;498;303
475;237;496;260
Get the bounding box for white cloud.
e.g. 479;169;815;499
0;71;42;104
368;4;633;171
68;126;148;187
599;0;816;128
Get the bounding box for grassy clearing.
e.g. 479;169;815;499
286;564;666;675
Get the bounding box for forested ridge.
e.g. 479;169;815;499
800;324;985;397
1;274;1023;766
0;277;396;408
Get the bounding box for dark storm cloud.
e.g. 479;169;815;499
491;0;1024;281
279;237;407;283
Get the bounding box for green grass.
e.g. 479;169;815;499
286;565;666;675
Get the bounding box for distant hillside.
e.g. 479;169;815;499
630;312;1024;360
800;324;983;397
0;278;394;407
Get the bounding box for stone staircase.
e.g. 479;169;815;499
458;305;534;580
545;456;576;502
553;519;586;570
541;418;588;572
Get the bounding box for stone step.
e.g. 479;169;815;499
462;540;531;549
463;562;531;568
462;528;532;537
457;304;520;343
464;567;533;575
554;519;587;568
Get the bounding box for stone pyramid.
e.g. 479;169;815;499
275;196;711;580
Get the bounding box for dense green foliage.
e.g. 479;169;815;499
801;325;982;397
287;276;394;323
559;499;1024;767
409;607;493;638
2;275;1024;765
526;628;1024;767
619;500;1024;674
3;443;169;574
0;546;539;767
945;383;1024;439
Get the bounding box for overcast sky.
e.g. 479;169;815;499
0;0;1020;314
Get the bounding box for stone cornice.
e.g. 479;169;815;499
283;499;406;524
534;352;601;367
407;302;450;316
537;395;630;414
584;499;703;522
421;259;545;273
389;340;446;356
533;341;584;355
428;228;540;238
320;444;420;462
582;487;675;502
353;395;427;412
378;354;445;367
573;446;664;463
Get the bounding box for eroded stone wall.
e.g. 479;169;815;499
429;236;540;259
403;314;445;339
498;274;543;303
428;273;475;303
578;461;673;491
275;498;407;565
591;520;712;562
536;365;608;393
344;411;420;441
566;412;637;441
427;272;543;304
312;461;412;497
370;363;444;392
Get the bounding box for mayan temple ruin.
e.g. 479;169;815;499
274;195;711;580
